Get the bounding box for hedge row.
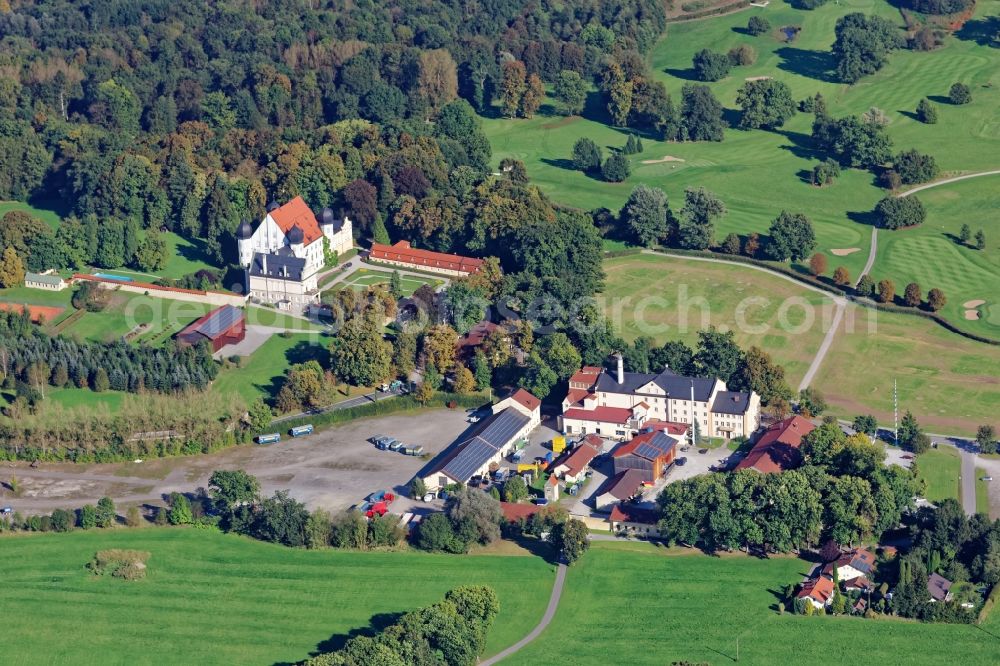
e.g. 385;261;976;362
274;392;488;432
648;247;1000;346
667;0;751;22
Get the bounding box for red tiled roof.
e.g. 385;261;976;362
269;196;323;245
456;320;500;349
568;366;602;388
643;420;691;437
553;442;600;478
843;576;873;591
609;504;660;525
562;406;632;424
370;240;483;274
735;415;815;473
500;502;539;523
509;388;541;413
797;576;835;604
563;387;594;407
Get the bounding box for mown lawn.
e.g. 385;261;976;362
0;199;63;230
505;542;1000;665
915;446;962;503
483;0;1000;282
876;175;1000;339
0;528;555;666
340;267;444;296
814;304;1000;436
211;333;329;404
601;252;834;385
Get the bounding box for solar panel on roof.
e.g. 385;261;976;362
475;408;529;448
442;438;498;482
198;305;242;338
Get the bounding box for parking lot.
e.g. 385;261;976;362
2;408;475;515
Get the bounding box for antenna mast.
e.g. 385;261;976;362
893;379;898;446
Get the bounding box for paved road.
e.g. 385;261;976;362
897;169;1000;198
479;563;567;666
270;389;403;424
854;227;878;286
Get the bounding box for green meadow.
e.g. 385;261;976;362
914;446;962;503
505;542;1000;666
339;267;445;296
0;528;555;666
483;0;1000;282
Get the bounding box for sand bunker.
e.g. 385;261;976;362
830;248;861;256
965;310;981;320
641;155;686;165
963;299;985;308
745;76;773;81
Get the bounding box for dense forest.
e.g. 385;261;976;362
0;0;662;271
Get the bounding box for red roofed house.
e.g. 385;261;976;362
369;240;484;277
176;305;245;353
735;415;815;474
238;196;353;308
822;547;876;590
612;429;679;482
609;504;662;537
544;473;560;502
492;388;542;429
797;575;835;610
550;438;601;483
455;320;501;359
499;501;539;524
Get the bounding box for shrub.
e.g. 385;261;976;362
904;282;922;307
876;196;926;229
601;153;631;182
720;233;742;255
809;253;828;276
87;549;150;580
856;274;875;297
949;83;971;105
747;15;771;36
812;159;840;186
692;49;731;82
927;288;947;311
916;98;937;124
877;279;895;304
833;266;851;286
727;44;757;66
894;149;938;185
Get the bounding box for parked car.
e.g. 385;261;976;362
369;434;387;444
422;492;436;502
982;476;993;482
698;448;708;454
1;506;12;515
387;439;403;451
675;457;688;467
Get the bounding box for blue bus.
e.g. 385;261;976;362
290;424;314;437
256;433;281;444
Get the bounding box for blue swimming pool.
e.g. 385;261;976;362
93;272;135;282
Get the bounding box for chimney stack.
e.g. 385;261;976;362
616;353;624;385
261;254;267;274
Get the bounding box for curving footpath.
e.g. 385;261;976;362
854;227;878;287
479;563;567;665
896;169;1000;198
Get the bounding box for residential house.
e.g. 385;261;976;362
369;240;483;277
609;504;662;537
175;305;246;353
594;469;645;511
797;576;835;610
927;573;953;602
560;355;760;440
822;547;876;587
735;415;815;474
238;197;353;308
550;437;601;483
499;502;539;525
611;430;679;483
421;390;540;491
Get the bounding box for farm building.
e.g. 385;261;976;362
24;271;67;291
734;415;815;474
175;305;246;352
611;430;679;483
560;356;760;440
369;240;484;277
421;390;540;491
822;547;876;585
608;504;662;537
797;576;835;610
549;436;602;483
594;469;645;511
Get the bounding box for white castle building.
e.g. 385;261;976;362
237;196;353;308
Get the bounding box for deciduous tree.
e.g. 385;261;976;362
736;79;796;129
926;288;946;312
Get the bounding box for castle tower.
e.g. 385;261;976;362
237;219;254;267
288;225;305;257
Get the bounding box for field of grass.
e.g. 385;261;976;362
483;0;1000;281
506;542;1000;665
0;284;74;308
0;528;555;665
976;467;991;517
915;446;961;503
601;253;834;384
338;267;444;296
876;175;1000;339
211;333;328;403
0;199;63;230
814;304;1000;435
